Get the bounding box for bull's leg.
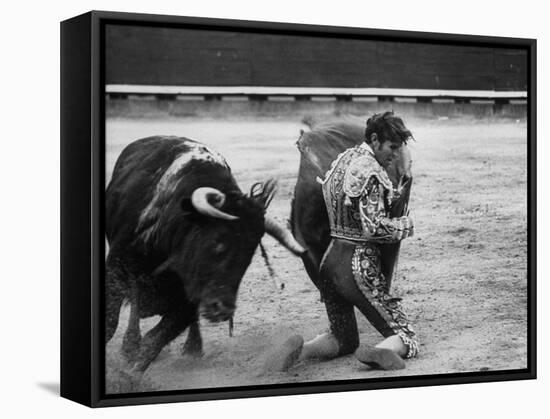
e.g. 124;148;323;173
181;320;203;357
131;306;196;373
105;259;126;345
121;284;141;362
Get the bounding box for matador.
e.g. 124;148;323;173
283;112;419;371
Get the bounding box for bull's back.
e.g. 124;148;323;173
105;136;193;245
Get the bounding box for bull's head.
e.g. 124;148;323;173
153;179;304;323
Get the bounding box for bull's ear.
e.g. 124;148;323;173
250;179;277;209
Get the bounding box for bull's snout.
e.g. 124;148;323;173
199;297;235;323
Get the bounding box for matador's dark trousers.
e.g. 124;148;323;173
319;238;418;358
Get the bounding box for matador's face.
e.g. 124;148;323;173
371;136;402;168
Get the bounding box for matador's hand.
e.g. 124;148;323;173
378;215;414;241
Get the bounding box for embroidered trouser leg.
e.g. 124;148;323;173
320;239;418;358
319;274;360;356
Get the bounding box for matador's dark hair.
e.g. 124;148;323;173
365;111;413;145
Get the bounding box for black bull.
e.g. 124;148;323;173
291;120;412;295
105;136;304;373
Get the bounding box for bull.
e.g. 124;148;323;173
105;136;305;373
291;117;412;298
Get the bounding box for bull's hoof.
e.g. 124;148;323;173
181;342;204;358
120;343;140;364
181;335;204;358
261;334;304;373
355;346;406;370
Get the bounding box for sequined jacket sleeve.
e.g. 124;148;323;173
358;176;414;243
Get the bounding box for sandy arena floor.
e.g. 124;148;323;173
105;113;528;392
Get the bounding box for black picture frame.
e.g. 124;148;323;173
60;10;536;408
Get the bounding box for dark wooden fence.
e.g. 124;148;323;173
105;25;527;92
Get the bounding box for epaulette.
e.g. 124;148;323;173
343;153;394;200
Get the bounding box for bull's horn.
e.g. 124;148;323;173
264;217;306;256
191;187;239;221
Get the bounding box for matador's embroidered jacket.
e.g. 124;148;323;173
320;142;414;243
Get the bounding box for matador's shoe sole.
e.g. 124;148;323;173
355;346;406;370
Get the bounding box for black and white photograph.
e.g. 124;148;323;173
4;0;550;416
100;16;532;396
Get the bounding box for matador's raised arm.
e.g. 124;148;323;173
358;176;414;243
